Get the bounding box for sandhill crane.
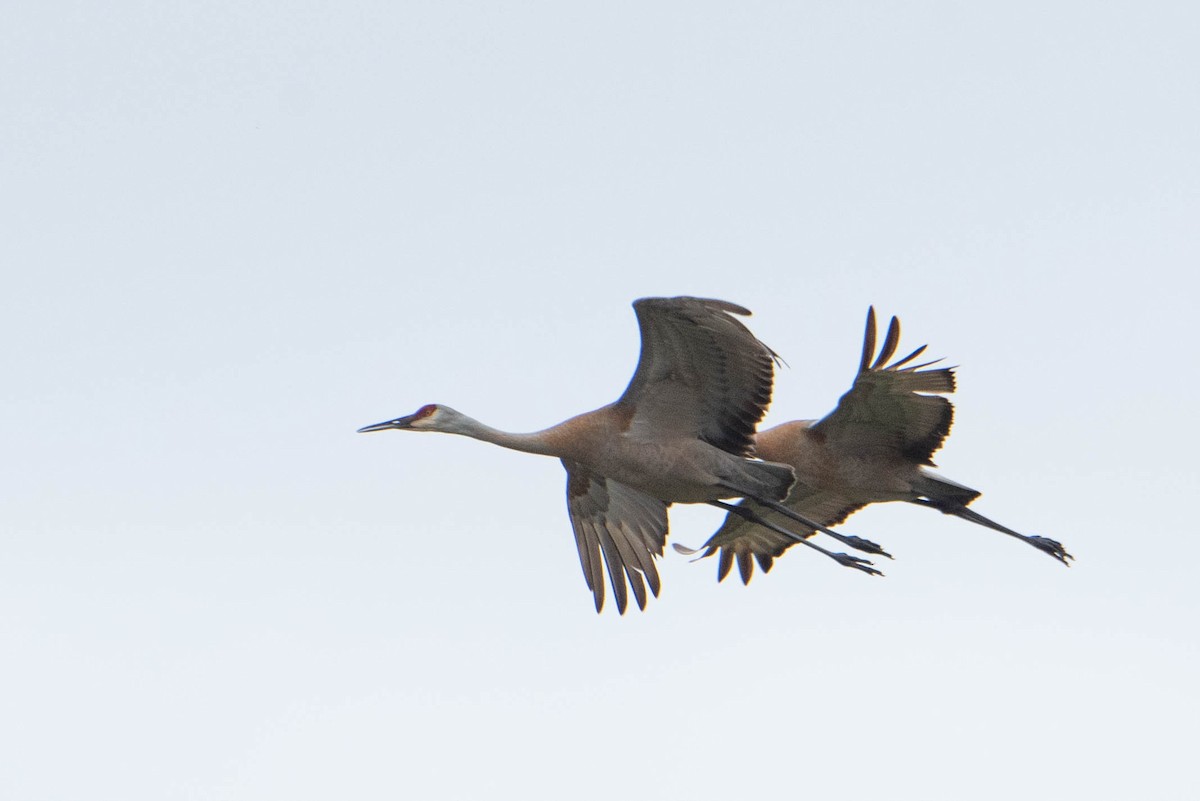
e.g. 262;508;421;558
357;297;887;614
675;307;1073;584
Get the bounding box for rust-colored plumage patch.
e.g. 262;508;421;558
610;401;636;433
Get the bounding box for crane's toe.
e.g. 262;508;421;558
1028;535;1073;565
841;535;893;559
834;553;884;576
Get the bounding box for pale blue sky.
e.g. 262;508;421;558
3;2;1197;799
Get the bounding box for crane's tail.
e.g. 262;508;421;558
911;471;982;510
724;458;795;503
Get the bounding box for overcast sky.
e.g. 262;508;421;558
3;2;1197;799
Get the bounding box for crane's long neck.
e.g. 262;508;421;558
444;412;563;457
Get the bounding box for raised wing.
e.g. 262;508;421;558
811;307;956;466
615;297;779;458
677;489;866;584
563;459;670;614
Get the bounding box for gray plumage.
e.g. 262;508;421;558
677;307;1072;583
358;298;883;614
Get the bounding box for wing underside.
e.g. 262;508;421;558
564;459;670;613
685;487;866;584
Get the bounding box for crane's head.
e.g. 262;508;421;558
357;404;458;434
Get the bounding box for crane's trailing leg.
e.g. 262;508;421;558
708;501;883;576
752;498;894;559
712;482;892;558
910;498;1073;566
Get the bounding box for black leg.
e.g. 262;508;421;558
754;498;893;559
911;498;1073;565
709;501;883;577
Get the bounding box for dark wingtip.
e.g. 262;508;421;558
890;344;929;370
872;315;901;370
860;307;877;373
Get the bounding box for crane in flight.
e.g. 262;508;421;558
358;297;887;614
676;307;1073;584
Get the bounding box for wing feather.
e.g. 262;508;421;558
872;314;901;369
889;343;928;369
594;522;630;614
859;307;877;373
564;459;669;614
573;516;606;613
616;297;779;457
813;308;956;466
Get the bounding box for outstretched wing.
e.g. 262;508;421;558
563;459;670;614
615;297;779;458
811;307;956;466
677;488;866;584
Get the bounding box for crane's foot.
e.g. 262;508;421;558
1028;535;1073;566
834;552;884;576
839;535;893;559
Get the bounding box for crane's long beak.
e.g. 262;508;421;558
356;414;416;433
